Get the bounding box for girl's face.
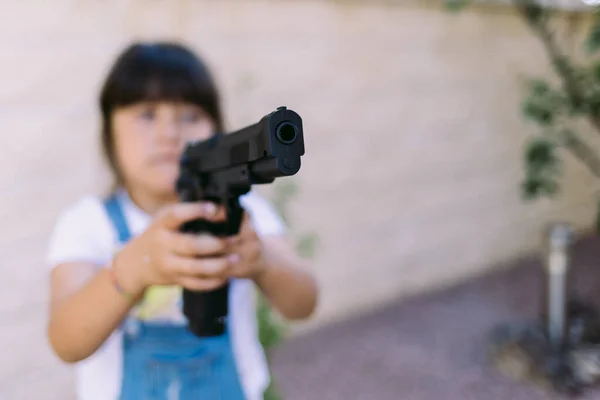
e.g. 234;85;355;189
111;101;215;198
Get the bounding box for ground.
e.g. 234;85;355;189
270;234;600;400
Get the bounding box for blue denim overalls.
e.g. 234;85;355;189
103;195;247;400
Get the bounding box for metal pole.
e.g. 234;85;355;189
544;222;573;351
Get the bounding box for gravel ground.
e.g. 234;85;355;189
270;234;600;400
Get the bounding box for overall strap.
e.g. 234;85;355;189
103;193;132;243
103;193;140;338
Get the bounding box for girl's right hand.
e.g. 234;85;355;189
113;202;234;295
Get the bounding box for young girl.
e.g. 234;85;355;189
46;42;318;400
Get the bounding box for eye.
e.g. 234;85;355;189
138;106;156;121
179;109;201;123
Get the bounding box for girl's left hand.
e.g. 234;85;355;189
225;212;268;280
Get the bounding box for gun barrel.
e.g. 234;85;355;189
180;107;304;175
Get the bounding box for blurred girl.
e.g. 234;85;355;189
45;41;318;400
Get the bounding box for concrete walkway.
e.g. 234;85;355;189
270;234;600;400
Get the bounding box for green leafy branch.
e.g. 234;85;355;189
270;179;319;259
446;0;600;230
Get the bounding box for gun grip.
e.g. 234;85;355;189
179;196;245;337
179;197;244;237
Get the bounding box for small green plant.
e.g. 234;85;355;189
446;0;600;230
257;293;288;400
270;179;319;259
257;178;319;400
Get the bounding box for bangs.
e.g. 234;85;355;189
100;43;220;117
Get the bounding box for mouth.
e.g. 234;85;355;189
150;153;180;164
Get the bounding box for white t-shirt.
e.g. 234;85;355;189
46;188;286;400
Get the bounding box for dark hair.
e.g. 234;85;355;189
99;41;224;184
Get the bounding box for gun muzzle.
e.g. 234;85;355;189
276;121;299;144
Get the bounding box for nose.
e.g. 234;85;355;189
157;118;181;144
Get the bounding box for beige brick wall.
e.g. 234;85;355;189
1;0;598;397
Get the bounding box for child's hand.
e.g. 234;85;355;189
114;201;235;294
223;212;268;280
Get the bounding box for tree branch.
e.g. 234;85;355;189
561;128;600;179
514;0;600;131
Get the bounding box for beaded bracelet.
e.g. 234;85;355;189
108;256;136;302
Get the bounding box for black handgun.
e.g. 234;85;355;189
175;106;305;337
